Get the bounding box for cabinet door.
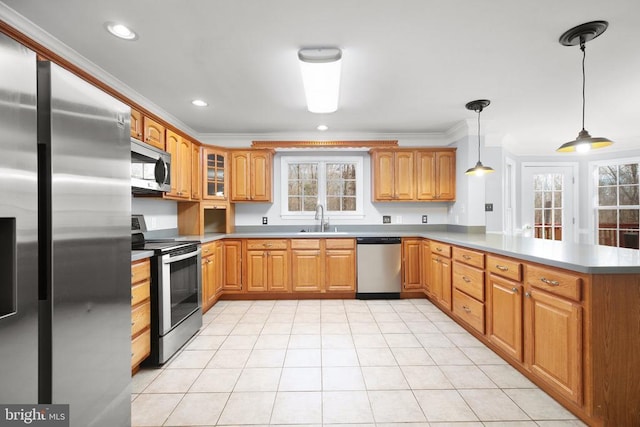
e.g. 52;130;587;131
165;130;180;197
421;240;431;295
430;254;443;302
372;151;394;201
526;288;582;404
142;116;165;150
178;137;192;197
231;151;250;201
394;151;415;200
246;250;267;292
191;144;202;200
325;249;356;292
416;151;437;200
436;151;456;200
202;255;216;312
250;151;272;202
223;240;242;291
268;250;289;292
203;149;226;200
488;275;523;362
440;256;452;310
214;241;224;295
402;238;422;290
291;250;323;292
130;108;143;140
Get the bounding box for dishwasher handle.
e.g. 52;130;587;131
356;237;402;245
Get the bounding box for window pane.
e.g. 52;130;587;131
344;181;356;196
543;175;553;191
598;229;617;246
289;164;300;180
543;192;552;207
303;197;317;211
534;209;542;225
343;164;356;179
553;191;562;208
598;187;617;206
288;197;300;211
554;209;562;225
342;197;356;211
598;209;617;228
303;181;317;195
533;175;543;190
620;209;639;229
534;192;542;209
599;166;617;186
327;181;342;196
544;209;552;225
326;197;340;211
553;174;562;191
619;185;639;205
326;164;341;180
288;181;301;196
619;164;638;185
620;232;639;249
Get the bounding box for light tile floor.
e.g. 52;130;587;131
132;299;586;427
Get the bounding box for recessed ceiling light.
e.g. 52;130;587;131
191;99;208;107
105;22;137;40
317;124;329;131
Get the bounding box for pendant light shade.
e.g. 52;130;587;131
556;21;613;153
465;99;495;176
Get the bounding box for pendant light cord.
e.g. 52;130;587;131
580;39;586;131
477;108;482;162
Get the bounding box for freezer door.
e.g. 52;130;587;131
44;63;132;426
0;34;38;404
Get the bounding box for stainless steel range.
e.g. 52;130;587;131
132;215;202;364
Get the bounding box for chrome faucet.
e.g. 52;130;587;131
315;203;325;232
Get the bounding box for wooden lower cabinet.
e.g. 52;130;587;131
487;274;523;362
430;252;451;310
526;287;583;405
223;240;242;292
291;240;323;292
246;249;289;292
325;240;356;292
202;241;222;313
131;258;151;372
402;238;422;290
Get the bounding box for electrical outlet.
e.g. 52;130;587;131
485;203;494;212
262;216;268;225
382;215;391;224
422;215;428;224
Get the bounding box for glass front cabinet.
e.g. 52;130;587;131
203;148;227;200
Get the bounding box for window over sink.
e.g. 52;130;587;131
280;155;364;219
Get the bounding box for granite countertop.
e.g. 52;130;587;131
131;250;154;262
134;231;640;274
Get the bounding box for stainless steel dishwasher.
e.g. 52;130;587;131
356;236;402;299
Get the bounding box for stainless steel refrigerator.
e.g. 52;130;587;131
0;33;132;426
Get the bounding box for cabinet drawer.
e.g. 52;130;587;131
452;289;485;334
453;262;485;301
487;255;522;282
131;280;150;306
453;247;485;269
325;238;355;249
131;259;150;284
131;328;151;368
290;239;321;250
131;301;150;337
246;239;288;250
201;242;216;256
526;264;582;301
430;241;451;258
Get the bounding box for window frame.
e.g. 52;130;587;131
589;157;640;248
280;155;364;219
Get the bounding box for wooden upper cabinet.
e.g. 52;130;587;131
165;130;190;199
230;150;273;202
142;116;165;150
191;144;202;200
371;150;414;201
130;108;143;140
203;148;227;200
416;149;456;201
371;148;455;202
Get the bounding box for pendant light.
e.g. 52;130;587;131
556;21;613;153
465;99;495;176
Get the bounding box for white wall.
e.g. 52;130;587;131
132;197;178;230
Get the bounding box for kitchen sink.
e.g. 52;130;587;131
294;231;349;236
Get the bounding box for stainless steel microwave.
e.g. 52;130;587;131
131;138;171;193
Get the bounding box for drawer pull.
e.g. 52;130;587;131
540;277;560;286
131;321;135;326
511;287;519;294
462;305;471;313
496;265;509;271
462;276;471;283
462;255;471;260
436;247;443;252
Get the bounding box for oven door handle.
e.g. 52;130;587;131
162;248;201;264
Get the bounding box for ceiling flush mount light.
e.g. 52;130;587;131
298;47;342;113
317;124;329;131
105;22;138;41
557;21;613;153
465;99;495;177
191;99;208;107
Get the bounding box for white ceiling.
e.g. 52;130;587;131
2;0;639;155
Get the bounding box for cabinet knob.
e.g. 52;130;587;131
511;287;518;294
525;292;531;298
462;305;471;313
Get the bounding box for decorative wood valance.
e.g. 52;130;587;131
251;140;398;149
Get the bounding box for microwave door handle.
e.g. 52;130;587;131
155;158;169;185
162;160;169;185
163;249;200;264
